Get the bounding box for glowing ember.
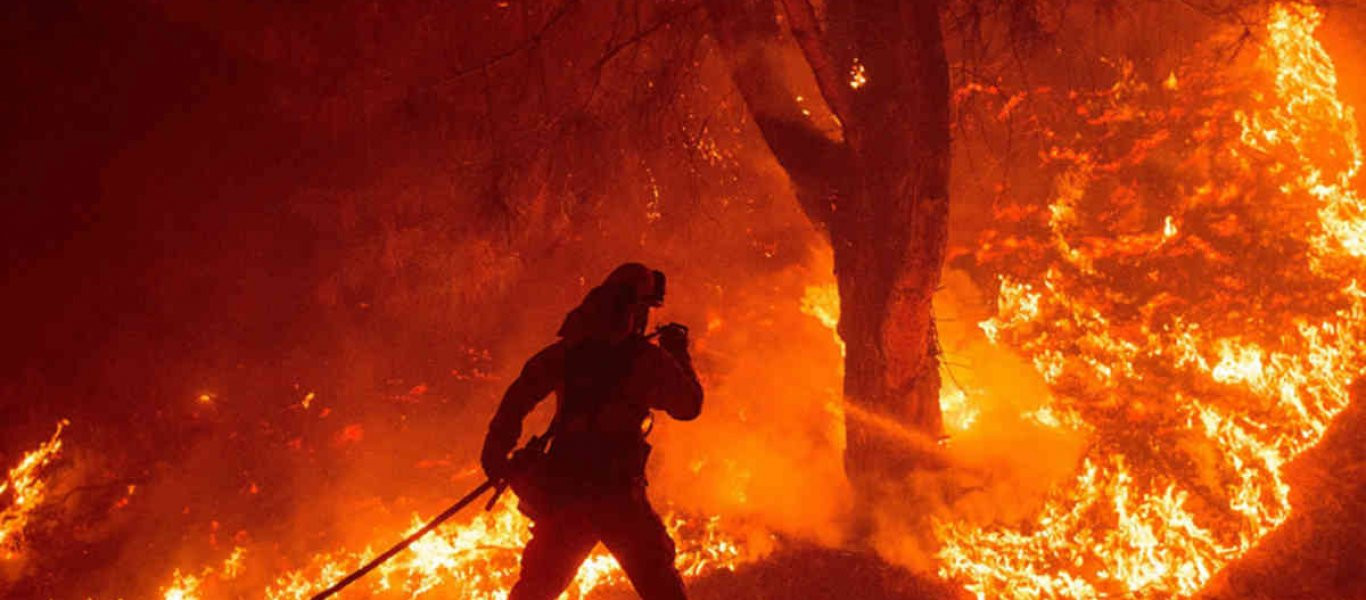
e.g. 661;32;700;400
1;420;67;561
849;59;869;90
937;4;1366;598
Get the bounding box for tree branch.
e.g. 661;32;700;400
778;0;855;127
439;0;578;84
592;2;706;72
704;0;849;228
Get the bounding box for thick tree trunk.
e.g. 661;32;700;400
706;0;950;516
835;190;949;499
828;0;951;502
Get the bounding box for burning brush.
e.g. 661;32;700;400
937;3;1366;598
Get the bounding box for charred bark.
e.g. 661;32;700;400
707;0;951;514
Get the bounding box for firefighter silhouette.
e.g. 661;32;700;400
481;263;703;600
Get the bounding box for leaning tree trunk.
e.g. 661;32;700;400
706;0;950;516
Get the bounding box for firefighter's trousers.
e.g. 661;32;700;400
508;486;686;600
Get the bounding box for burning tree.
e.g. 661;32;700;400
698;0;1366;595
704;0;952;514
697;0;1255;509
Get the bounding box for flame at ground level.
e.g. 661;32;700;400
154;495;766;600
937;4;1366;598
1;420;67;562
256;498;766;600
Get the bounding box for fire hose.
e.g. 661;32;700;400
308;433;549;600
307;478;499;600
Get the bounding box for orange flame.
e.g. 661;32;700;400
156;495;760;599
937;4;1366;598
1;420;67;562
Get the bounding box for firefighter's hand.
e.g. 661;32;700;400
480;446;512;482
481;454;511;482
657;323;690;356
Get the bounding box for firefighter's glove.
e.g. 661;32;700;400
657;323;690;357
480;439;513;482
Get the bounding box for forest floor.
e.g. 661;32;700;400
578;545;969;600
686;546;969;600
